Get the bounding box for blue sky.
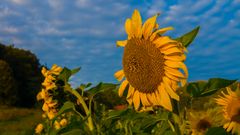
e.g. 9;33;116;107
0;0;239;87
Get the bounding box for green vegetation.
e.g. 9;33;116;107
0;106;42;135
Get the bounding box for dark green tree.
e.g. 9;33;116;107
0;43;43;107
0;59;18;105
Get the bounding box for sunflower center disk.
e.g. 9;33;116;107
196;119;211;131
122;38;165;93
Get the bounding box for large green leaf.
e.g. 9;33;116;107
175;26;200;48
57;101;76;115
186;81;208;97
186;78;236;98
87;82;118;95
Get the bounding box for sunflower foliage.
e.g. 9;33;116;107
34;10;239;135
35;65;238;135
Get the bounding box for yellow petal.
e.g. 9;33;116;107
160;44;179;51
140;92;151;106
227;122;235;132
154;36;177;48
42;103;49;112
180;79;187;86
155;92;162;105
116;40;127;47
45;84;56;91
163;77;179;101
133;90;140;110
142;15;157;39
150;27;174;41
48;101;58;108
157;27;174;34
114;70;125;81
41;67;48;77
127;85;135;99
165;72;180;81
127;98;133;106
118;80;129;97
51;64;58;70
164;61;188;78
161;47;182;55
150;92;159;105
158;84;172;111
131;9;142;38
223;122;231;129
125;18;133;38
164;55;186;61
164;66;186;78
52;66;62;73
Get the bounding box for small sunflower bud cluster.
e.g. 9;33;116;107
35;64;63;134
37;64;62;120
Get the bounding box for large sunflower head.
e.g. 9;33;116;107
215;87;240;134
114;9;188;111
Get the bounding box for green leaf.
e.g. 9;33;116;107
79;83;92;90
175;26;200;48
186;78;237;98
58;67;72;82
186;81;208;97
201;78;237;97
58;67;81;83
106;109;130;120
57;101;75;115
71;67;81;75
206;127;230;135
87;82;118;95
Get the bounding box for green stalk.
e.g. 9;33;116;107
65;85;94;131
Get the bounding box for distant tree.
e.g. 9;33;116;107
0;59;18;105
0;43;43;107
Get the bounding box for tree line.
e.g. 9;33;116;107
0;43;43;107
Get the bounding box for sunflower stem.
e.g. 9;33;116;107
65;84;94;131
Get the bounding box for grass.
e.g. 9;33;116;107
0;105;42;135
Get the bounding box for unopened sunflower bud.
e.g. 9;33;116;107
60;118;68;126
42;113;47;118
54;121;61;130
35;123;44;134
47;111;55;120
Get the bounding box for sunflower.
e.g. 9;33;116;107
215;87;240;134
188;108;223;135
114;9;188;111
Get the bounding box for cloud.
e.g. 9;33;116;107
0;0;239;86
9;0;28;5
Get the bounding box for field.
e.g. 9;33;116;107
0;106;42;135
